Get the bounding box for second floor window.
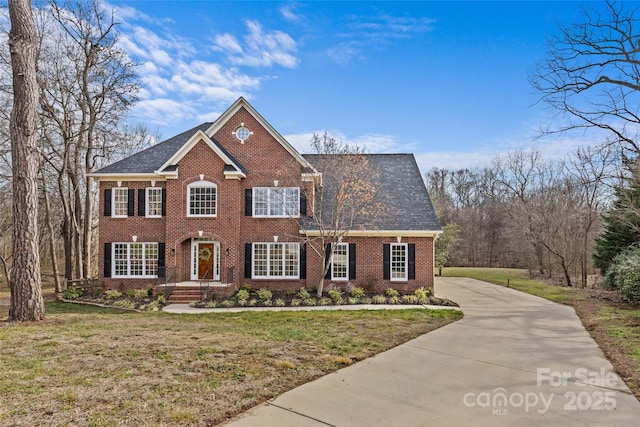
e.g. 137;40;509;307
188;181;217;217
253;187;299;217
112;187;128;217
146;187;163;217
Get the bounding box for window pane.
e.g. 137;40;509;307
269;189;284;216
145;243;158;276
269;244;283;276
189;186;216;216
284;243;299;277
254;188;268;216
284;188;299;216
113;188;128;216
147;188;162;216
332;243;348;279
130;243;143;276
254;243;268;276
114;243;128;276
391;244;407;280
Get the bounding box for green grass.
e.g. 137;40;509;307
0;301;461;426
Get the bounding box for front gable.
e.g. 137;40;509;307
158;130;246;181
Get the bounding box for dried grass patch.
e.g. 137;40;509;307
0;302;461;426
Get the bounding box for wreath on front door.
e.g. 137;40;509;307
199;247;212;261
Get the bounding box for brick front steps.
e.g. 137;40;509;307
155;282;239;303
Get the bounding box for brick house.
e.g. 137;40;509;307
90;97;441;299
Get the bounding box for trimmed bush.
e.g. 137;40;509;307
63;287;82;300
350;287;366;299
385;288;399;298
605;247;640;304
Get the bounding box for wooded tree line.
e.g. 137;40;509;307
0;0;151;292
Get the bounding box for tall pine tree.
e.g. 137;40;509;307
593;176;640;275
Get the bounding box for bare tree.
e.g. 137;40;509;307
301;132;382;296
532;0;640;162
7;0;44;321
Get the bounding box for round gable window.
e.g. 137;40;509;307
234;125;251;143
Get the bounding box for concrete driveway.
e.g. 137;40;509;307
221;277;640;426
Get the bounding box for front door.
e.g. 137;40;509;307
198;243;215;280
191;239;220;281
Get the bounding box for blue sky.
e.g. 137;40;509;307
109;1;609;172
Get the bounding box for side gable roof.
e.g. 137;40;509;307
302;153;441;234
206;97;317;173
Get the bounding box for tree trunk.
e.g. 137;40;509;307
7;0;45;321
41;170;62;293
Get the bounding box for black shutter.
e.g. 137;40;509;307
104;189;111;216
383;243;390;280
245;189;252;216
161;188;167;216
300;243;306;279
138;189;145;216
127;189;135;216
324;243;331;279
158;243;166;278
244;243;252;278
104;243;112;278
349;243;356;280
300;191;307;216
408;243;416;280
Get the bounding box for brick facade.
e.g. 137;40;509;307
94;99;438;294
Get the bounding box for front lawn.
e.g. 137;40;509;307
441;267;640;399
0;302;461;426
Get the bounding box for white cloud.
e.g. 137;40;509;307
133;98;196;125
280;4;303;23
227;20;299;68
213;33;243;54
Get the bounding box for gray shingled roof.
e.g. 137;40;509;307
94;123;246;176
303;154;441;232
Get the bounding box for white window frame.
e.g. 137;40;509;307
331;243;349;281
146;187;163;218
112;187;128;218
112;242;159;278
252;242;300;279
390;243;408;281
252;187;300;218
187;181;217;217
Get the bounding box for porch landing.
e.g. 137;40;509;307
155;281;239;304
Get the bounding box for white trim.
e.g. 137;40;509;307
88;173;167;181
112;242;159;278
251;242;300;279
390;243;408;282
187;181;217;217
331;242;349;281
156;130;246;180
112;187;128;218
252;187;300;218
300;229;442;238
145;187;163;218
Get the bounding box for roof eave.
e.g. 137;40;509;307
299;229;442;238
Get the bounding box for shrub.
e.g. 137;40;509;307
263;299;273;307
146;287;154;297
206;301;218;308
156;294;167;305
414;287;431;300
236;289;250;302
106;289;122;299
350;287;366;299
328;288;343;304
385;288;399;298
401;295;418;304
131;289;148;299
319;297;332;306
606;247;640;304
372;295;387;304
63;287;82;300
347;297;360;305
297;287;311;299
240;283;252;292
387;295;400;304
290;298;302;307
248;299;258;307
274;298;286;307
146;301;160;311
113;299;136;309
221;300;234;308
303;298;317;306
257;288;272;302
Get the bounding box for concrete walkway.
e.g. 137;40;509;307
221;277;640;426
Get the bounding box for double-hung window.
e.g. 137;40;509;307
252;242;299;278
187;181;217;217
253;187;299;217
112;188;128;217
331;243;348;280
113;242;159;278
390;243;407;281
146;187;163;217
